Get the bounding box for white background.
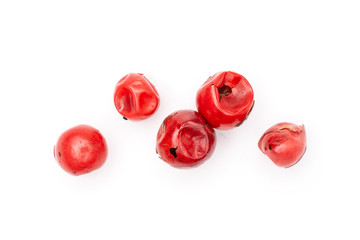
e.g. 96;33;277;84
1;0;359;239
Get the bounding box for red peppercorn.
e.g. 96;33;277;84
196;71;254;130
54;125;108;175
258;122;306;168
114;73;160;121
156;110;216;168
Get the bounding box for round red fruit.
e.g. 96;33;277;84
258;122;306;168
54;125;108;176
156;110;216;168
196;71;254;130
114;73;160;121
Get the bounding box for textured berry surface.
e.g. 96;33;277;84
258;122;306;168
54;125;108;175
156;110;216;168
114;73;160;121
196;71;254;130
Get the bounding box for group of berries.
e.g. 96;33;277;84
54;71;307;176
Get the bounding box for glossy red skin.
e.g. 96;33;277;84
114;73;160;121
54;125;108;176
196;71;254;130
156;110;216;168
258;122;306;168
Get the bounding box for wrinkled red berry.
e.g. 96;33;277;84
258;122;306;168
156;110;216;168
54;125;108;176
196;71;254;130
114;73;160;121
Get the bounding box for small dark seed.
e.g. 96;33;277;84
58;152;61;157
235;122;243;127
123;117;128;120
169;147;178;158
218;85;232;97
269;145;272;150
